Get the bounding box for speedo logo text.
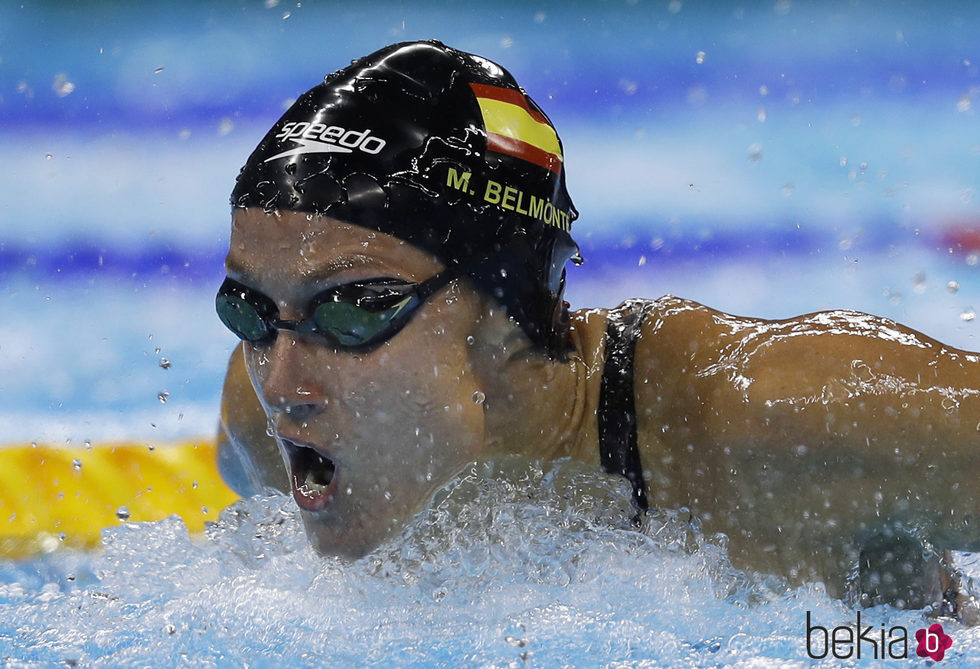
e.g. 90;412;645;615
263;122;387;162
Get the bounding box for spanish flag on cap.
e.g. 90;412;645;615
470;83;563;175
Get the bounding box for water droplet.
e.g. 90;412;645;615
384;491;392;501
58;532;66;542
747;143;762;164
264;0;279;7
472;391;486;405
192;481;199;489
72;459;82;471
695;51;706;65
962;308;976;322
157;391;169;404
45;153;53;160
153;67;164;74
912;271;926;294
165;623;177;635
158;357;171;369
115;506;131;521
466;335;475;345
686;85;708;106
52;73;75;97
201;506;208;515
947;281;960;294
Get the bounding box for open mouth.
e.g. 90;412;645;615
281;438;338;512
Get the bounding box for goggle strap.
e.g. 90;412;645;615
414;267;457;301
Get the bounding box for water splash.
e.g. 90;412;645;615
1;458;978;666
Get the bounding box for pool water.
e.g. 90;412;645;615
3;248;980;666
5;457;980;667
5;1;980;665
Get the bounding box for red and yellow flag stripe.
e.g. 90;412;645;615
470;83;563;174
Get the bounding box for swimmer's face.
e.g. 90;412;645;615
225;208;490;557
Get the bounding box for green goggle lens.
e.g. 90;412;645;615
216;294;274;344
215;271;451;350
311;297;415;347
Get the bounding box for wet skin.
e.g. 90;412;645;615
220;208;980;600
219;208;599;557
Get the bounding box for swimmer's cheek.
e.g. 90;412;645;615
217;426;260;498
218;348;290;494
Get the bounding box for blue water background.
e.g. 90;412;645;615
2;1;980;665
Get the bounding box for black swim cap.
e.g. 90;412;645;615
232;40;579;355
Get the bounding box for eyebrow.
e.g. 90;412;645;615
223;254;390;287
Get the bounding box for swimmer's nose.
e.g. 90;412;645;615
258;333;328;423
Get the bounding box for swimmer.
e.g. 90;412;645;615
216;41;980;613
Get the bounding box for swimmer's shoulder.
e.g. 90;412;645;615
569;294;730;357
568;294;730;387
571;295;760;404
567;296;737;469
630;295;739;396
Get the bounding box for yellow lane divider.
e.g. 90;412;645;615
0;440;239;559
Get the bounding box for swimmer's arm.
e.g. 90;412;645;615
218;344;289;496
635;297;980;580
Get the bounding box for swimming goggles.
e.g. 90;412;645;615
215;269;456;350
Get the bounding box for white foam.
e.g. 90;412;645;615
1;458;977;666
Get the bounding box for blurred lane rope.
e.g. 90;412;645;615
0;440;238;559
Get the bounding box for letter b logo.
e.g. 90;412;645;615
915;623;952;662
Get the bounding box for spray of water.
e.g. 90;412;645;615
1;457;976;666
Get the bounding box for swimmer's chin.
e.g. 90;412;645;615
297;509;397;560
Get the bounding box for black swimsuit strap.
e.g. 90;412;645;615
598;300;650;512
